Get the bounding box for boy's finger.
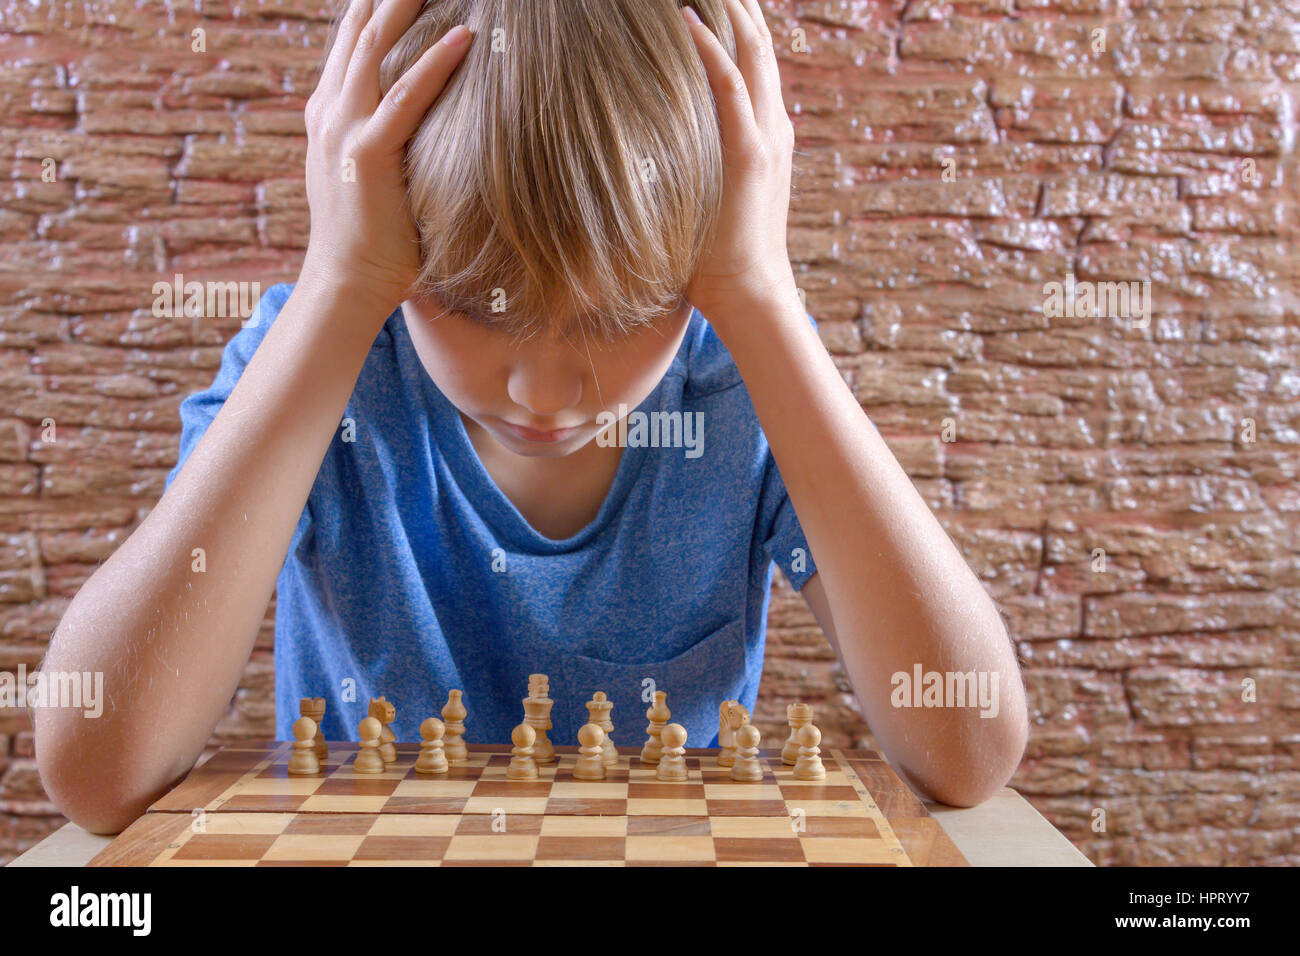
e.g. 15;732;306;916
366;25;473;155
682;7;762;162
738;0;773;42
319;0;376;97
733;0;780;130
738;0;792;125
342;0;425;113
722;0;777;126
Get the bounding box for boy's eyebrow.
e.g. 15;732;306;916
465;300;619;338
431;289;681;342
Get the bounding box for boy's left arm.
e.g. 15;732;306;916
682;1;1028;806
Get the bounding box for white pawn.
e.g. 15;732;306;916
656;723;688;781
507;723;539;780
730;722;764;782
288;716;320;775
793;723;827;781
415;717;449;774
574;723;607;781
354;716;385;774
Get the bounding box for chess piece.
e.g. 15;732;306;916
523;689;555;766
354;716;386;774
717;699;739;767
730;722;764;782
586;692;617;767
301;697;328;768
574;722;607;780
793;723;827;781
415;717;449;774
782;702;814;766
507;723;539;780
718;701;749;768
656;723;688;781
441;690;468;763
639;691;670;766
717;700;738;766
527;673;549;697
289;716;321;775
369;697;397;764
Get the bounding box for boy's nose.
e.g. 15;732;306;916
505;363;584;418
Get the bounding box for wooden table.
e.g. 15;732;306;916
9;740;1091;867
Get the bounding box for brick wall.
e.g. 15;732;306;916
1;0;1296;865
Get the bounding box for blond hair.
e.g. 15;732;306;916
320;0;739;343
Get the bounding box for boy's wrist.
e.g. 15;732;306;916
290;266;401;340
295;261;407;325
702;270;805;341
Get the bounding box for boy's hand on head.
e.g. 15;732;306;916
301;0;472;311
680;1;799;330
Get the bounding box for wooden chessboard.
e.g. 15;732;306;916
88;740;968;866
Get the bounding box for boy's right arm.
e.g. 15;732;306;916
35;280;391;834
35;0;475;833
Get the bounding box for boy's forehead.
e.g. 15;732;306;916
419;287;688;341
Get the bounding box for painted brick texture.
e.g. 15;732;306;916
0;0;1296;865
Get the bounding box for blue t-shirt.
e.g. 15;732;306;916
165;283;817;749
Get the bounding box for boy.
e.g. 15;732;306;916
36;0;1026;834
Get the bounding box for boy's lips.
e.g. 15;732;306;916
498;419;583;444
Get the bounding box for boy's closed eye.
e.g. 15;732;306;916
401;292;695;459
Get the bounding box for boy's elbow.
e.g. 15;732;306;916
51;788;148;837
933;629;1030;807
38;767;135;836
35;715;159;835
914;747;1023;808
900;700;1029;809
937;708;1029;808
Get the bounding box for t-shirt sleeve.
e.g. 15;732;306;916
759;449;818;591
163;283;311;552
757;308;820;592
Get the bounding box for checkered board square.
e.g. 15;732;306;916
89;742;967;866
